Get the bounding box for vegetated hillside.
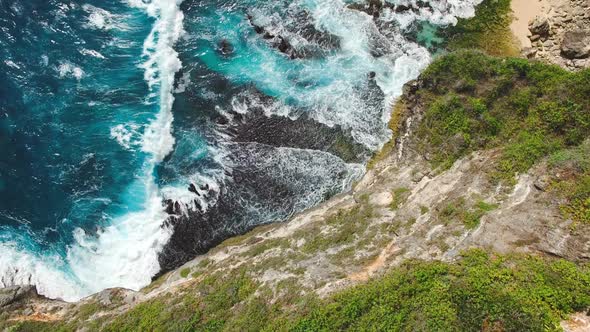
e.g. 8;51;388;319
416;51;590;225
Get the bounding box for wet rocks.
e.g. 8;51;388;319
246;11;340;59
217;39;234;57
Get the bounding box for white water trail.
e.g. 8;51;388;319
0;0;185;301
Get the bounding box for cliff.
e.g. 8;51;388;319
2;0;590;331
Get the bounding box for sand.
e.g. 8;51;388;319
510;0;550;48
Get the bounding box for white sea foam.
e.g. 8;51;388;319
380;0;484;27
110;123;141;150
243;0;482;150
0;242;85;301
0;182;173;301
80;48;106;59
83;4;116;31
0;0;185;301
134;0;185;163
57;61;84;80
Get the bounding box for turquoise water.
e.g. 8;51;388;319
0;0;482;300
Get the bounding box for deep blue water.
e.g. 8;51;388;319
0;0;480;300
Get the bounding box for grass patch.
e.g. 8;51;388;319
300;204;375;254
548;141;590;225
287;250;590;332
390;187;411;210
439;197;498;229
180;268;191;278
420;205;430;215
5;251;589;332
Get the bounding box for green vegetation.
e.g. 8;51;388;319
420;205;430;215
367;101;408;169
549;141;590;225
8;250;588;331
416;51;590;185
415;50;590;223
445;0;519;56
180;268;191;278
439;198;498;229
288;250;590;332
300;203;375;254
390;187;411;210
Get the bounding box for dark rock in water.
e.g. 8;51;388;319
157;142;362;273
164;199;175;215
348;0;384;17
188;183;198;194
246;10;340;59
348;0;432;17
561;30;590;59
217;39;234;57
223;90;370;163
395;5;410;13
155;87;375;274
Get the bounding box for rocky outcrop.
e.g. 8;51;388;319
523;0;590;70
0;286;37;308
561;30;590;58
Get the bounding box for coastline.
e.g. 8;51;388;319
2;0;590;330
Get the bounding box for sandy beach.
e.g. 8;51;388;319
510;0;550;48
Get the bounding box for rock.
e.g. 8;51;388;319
217;39;234;56
529;16;550;36
369;192;393;206
530;34;541;42
412;170;427;183
188;183;199;195
561;30;590;59
402;80;419;96
23;307;34;316
522;47;537;58
534;175;551;191
123;292;137;305
97;289;113;306
0;286;37;308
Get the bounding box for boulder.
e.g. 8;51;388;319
0;285;37;308
529;16;550;37
561;30;590;59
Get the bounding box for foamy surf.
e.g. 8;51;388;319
0;0;185;301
